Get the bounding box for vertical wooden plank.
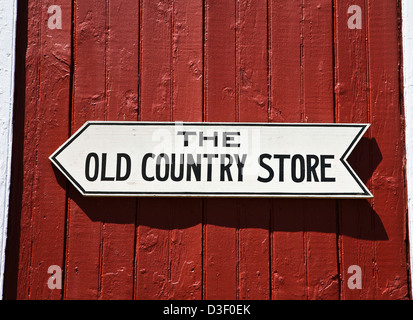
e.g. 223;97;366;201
237;0;268;123
269;0;307;300
136;0;173;300
136;198;172;299
173;0;203;123
301;0;338;300
11;0;72;299
203;0;237;300
137;0;203;300
335;0;376;299
270;0;338;299
237;0;270;300
0;0;18;299
367;0;409;299
136;0;172;299
169;199;203;299
170;0;203;300
29;0;72;299
203;200;237;299
99;0;139;300
204;0;236;122
11;1;34;296
64;0;107;299
238;200;270;299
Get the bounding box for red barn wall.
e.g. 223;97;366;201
3;0;410;299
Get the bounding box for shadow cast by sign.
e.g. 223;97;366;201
59;136;385;241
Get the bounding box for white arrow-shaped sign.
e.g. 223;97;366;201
50;121;372;198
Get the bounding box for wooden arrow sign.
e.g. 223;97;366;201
49;121;372;198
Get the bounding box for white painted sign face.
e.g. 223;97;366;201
49;121;372;198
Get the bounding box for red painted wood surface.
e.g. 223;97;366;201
335;0;374;299
4;0;410;299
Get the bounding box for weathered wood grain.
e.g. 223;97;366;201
65;0;108;299
203;0;238;299
137;0;203;300
367;0;409;299
169;0;203;300
99;0;139;299
269;0;307;300
270;0;338;300
300;0;338;300
136;0;174;299
335;0;376;299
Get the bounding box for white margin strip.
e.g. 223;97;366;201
402;0;413;298
0;0;18;299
